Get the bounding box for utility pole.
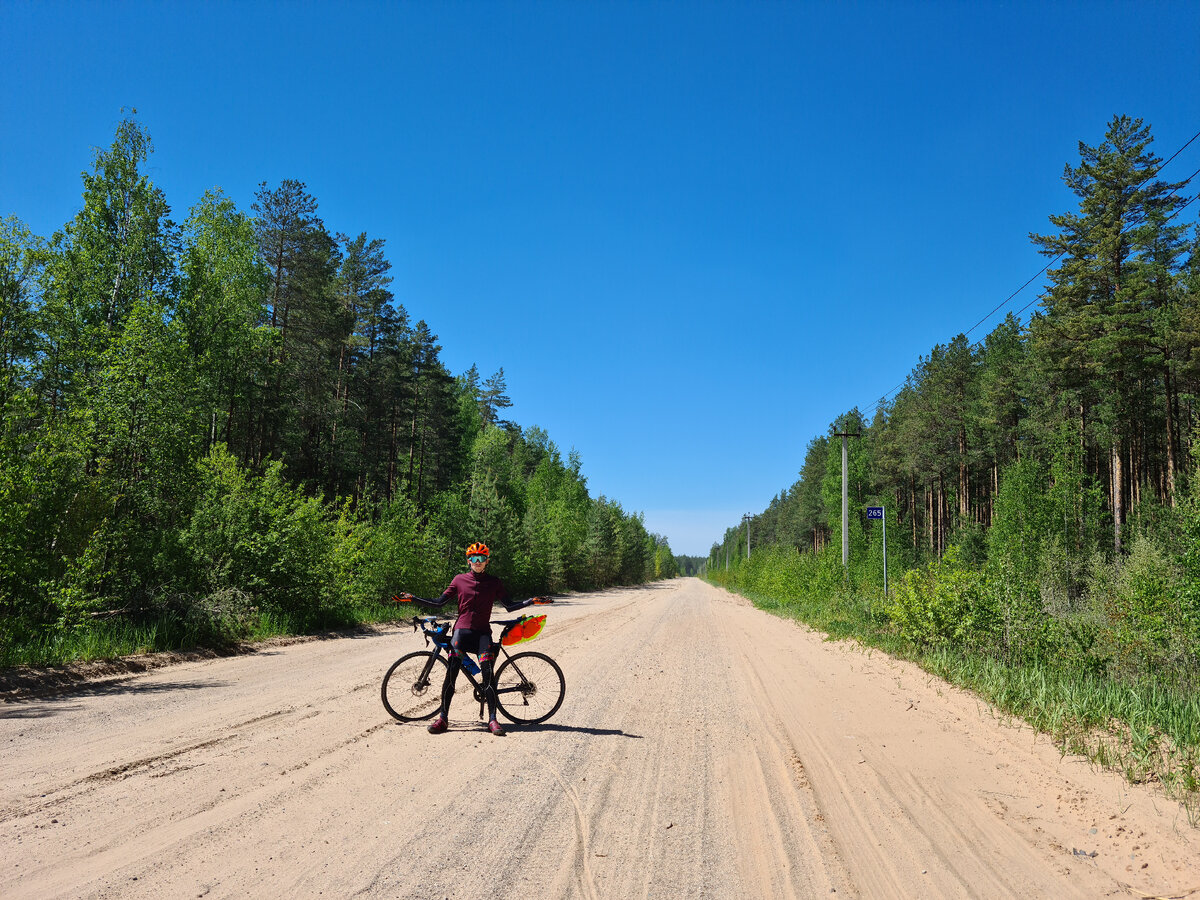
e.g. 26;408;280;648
832;429;861;572
742;514;752;560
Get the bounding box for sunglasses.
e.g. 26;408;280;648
468;555;487;564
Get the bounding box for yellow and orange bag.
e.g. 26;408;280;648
500;614;546;647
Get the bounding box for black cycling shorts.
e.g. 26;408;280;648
452;627;494;657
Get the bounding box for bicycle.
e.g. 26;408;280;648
381;614;566;726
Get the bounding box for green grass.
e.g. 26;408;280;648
917;647;1200;819
1;615;213;668
0;597;408;670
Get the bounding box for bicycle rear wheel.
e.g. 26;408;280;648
494;651;565;724
381;651;448;722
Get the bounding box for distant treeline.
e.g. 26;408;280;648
0;117;674;664
711;116;1200;689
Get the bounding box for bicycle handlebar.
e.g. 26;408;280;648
393;590;554;608
410;614;534;627
409;615;451;633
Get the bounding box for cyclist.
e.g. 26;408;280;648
401;543;549;736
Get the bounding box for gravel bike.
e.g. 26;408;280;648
381;614;566;725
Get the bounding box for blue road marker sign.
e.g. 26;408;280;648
867;506;884;520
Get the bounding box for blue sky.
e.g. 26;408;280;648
3;1;1199;555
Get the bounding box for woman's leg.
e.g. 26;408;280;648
438;632;474;720
438;653;461;718
479;643;499;722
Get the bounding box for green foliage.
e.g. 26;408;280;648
0;216;42;405
654;542;678;579
178;189;272;445
708;545;871;640
888;546;986;647
1179;491;1200;665
1085;537;1184;678
0;117;675;667
332;496;446;610
180;446;337;626
46;519;122;627
987;457;1054;584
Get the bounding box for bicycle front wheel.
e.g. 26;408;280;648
495;651;565;724
382;651;448;722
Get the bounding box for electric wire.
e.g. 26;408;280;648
726;129;1200;545
853;127;1200;417
963;131;1200;338
1012;169;1200;321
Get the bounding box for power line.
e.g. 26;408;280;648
854;127;1200;417
962;262;1054;338
1158;127;1200;170
1011;166;1200;320
965;129;1200;338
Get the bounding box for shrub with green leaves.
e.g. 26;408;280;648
180;445;335;627
1087;535;1191;681
887;546;985;647
332;496;455;609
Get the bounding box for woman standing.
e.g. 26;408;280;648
401;543;548;736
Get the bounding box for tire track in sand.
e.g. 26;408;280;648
521;747;600;900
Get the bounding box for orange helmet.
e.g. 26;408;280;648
465;542;490;558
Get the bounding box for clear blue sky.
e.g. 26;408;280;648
3;1;1199;556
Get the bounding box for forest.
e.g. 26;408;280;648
708;116;1200;800
673;556;708;577
0;117;676;667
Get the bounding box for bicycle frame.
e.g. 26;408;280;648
411;616;537;718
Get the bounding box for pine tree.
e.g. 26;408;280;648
1029;115;1189;551
480;367;514;427
330;232;393;496
250;180;341;469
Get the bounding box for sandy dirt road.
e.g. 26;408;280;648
3;578;1198;899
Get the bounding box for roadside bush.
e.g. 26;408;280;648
1177;491;1200;685
887;546;985;647
987;457;1054;587
333;496;453;610
179;445;335;627
1087;535;1191;682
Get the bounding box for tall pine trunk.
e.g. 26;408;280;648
957;430;969;522
910;475;918;549
1165;363;1178;507
387;402;399;500
1112;438;1123;554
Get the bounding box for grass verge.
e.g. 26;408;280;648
0;598;406;670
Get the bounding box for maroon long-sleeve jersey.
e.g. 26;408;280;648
440;571;508;632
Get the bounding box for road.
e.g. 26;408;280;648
3;578;1198;898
